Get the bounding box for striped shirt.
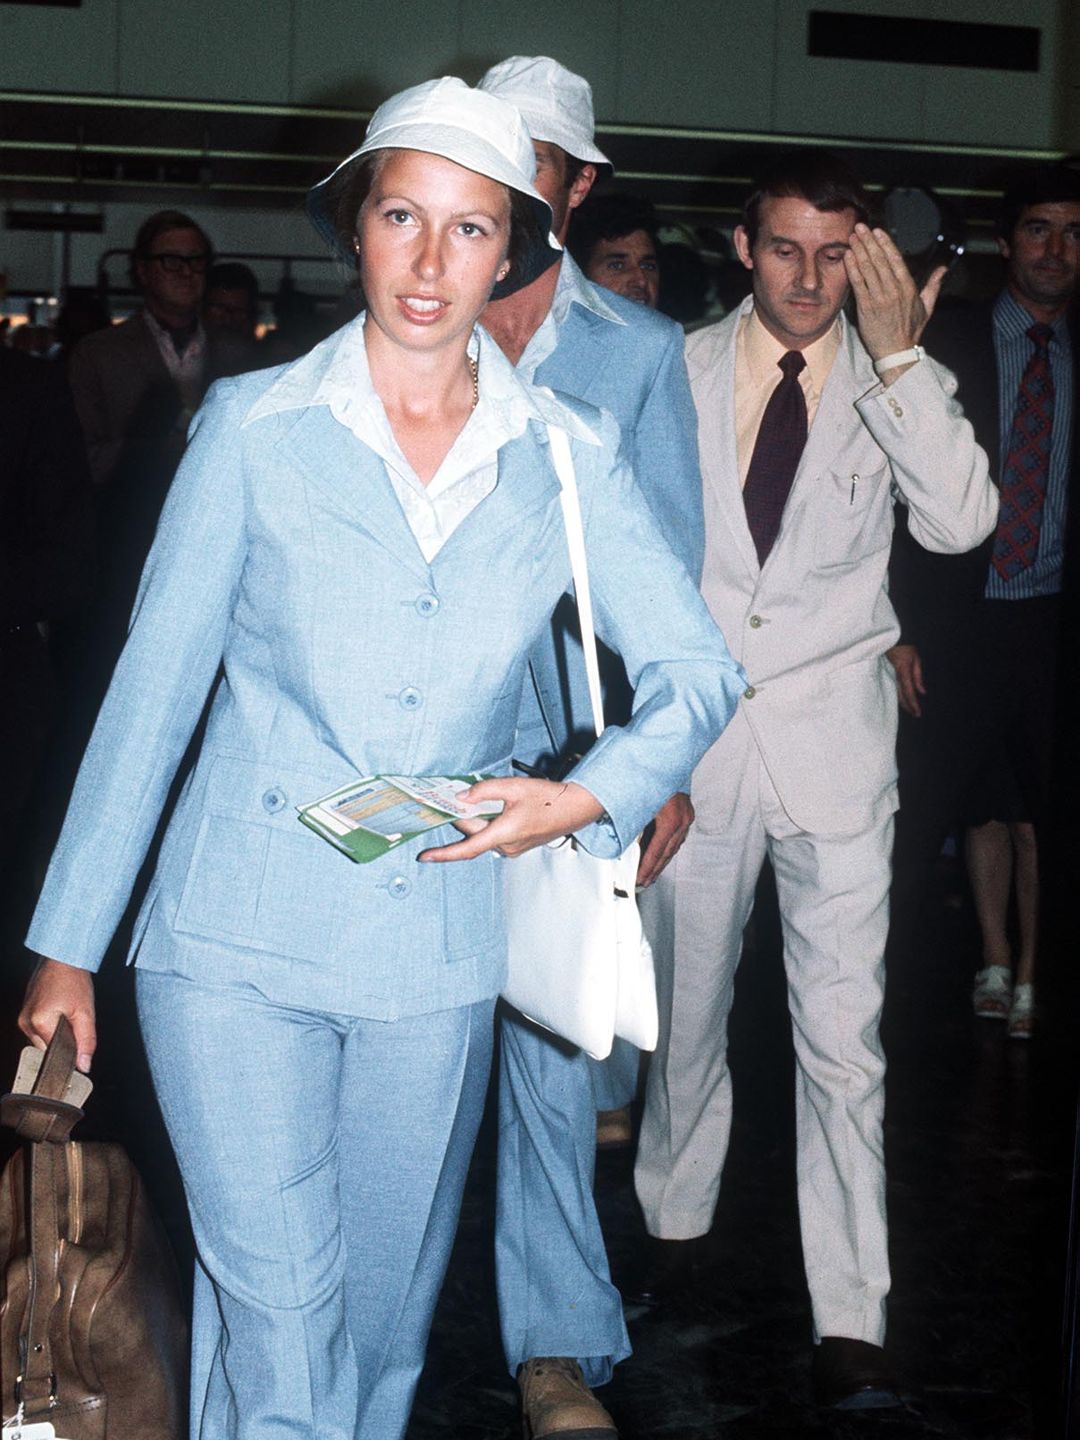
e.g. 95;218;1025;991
986;288;1073;599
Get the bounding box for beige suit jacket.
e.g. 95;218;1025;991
688;298;997;835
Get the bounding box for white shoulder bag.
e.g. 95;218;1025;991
500;425;659;1062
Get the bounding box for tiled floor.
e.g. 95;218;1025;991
3;862;1076;1438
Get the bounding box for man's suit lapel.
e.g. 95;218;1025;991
697;318;760;577
771;320;870;557
541;306;617;401
788;323;861;495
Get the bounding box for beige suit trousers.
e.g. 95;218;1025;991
636;711;892;1345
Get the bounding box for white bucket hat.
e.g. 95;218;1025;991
478;56;612;170
306;76;562;298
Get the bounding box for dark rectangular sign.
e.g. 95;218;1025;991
808;11;1040;72
5;210;104;233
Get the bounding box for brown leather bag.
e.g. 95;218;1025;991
0;1017;188;1438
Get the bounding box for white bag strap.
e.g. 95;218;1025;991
547;424;605;739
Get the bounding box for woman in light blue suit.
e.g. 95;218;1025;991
20;78;744;1440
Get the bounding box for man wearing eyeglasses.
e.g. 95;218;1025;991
66;211;229;715
69;210;213;492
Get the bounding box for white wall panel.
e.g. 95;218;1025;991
773;0;927;140
457;0;620;118
617;0;776;129
0;0;119;94
0;0;1074;154
921;65;1056;149
1062;0;1080;152
115;0;293;102
291;0;461;109
773;0;1060;147
920;0;1060;148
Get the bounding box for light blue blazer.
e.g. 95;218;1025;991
521;268;707;767
27;324;743;1021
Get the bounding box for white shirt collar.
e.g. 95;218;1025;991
516;253;627;384
551;252;627;330
243;312;600;447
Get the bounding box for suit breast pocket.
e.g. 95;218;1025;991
813;463;891;570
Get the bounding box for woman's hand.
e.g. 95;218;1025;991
418;777;604;863
18;957;96;1073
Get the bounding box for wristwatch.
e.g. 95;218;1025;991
873;345;924;377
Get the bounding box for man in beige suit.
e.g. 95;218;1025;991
634;151;997;1408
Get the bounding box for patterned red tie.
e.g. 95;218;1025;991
743;350;808;564
992;323;1054;580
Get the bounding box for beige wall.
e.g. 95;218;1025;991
0;0;1071;149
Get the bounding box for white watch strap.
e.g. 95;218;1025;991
873;344;924;376
547;424;605;740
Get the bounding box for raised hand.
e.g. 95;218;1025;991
844;224;947;382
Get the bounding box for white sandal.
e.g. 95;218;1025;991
1007;982;1035;1040
972;965;1012;1019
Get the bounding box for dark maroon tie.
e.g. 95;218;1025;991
743;350;808;564
992;322;1054;580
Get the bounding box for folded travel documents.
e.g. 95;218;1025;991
298;773;503;863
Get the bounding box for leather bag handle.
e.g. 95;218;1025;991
2;1017;85;1410
1;1014;84;1143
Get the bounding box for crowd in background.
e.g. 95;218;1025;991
2;56;1079;1438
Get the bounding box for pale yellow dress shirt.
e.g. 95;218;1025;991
734;307;841;488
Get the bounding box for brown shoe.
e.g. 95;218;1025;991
596;1105;633;1149
518;1357;618;1438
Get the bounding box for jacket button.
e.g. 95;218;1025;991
749;614;763;629
388;875;411;898
416;593;440;616
399;686;423;710
743;685;757;700
262;787;286;813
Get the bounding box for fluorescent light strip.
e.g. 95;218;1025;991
1;139;340;163
0;88;373;122
0;89;1067;164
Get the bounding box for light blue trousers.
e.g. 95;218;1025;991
496;1009;631;1389
588;1038;639;1113
136;970;494;1440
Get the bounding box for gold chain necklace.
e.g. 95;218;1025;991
468;355;479;410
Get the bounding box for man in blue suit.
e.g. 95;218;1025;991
479;55;704;1440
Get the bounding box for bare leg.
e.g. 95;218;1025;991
965;820;1013;970
1008;822;1038;989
